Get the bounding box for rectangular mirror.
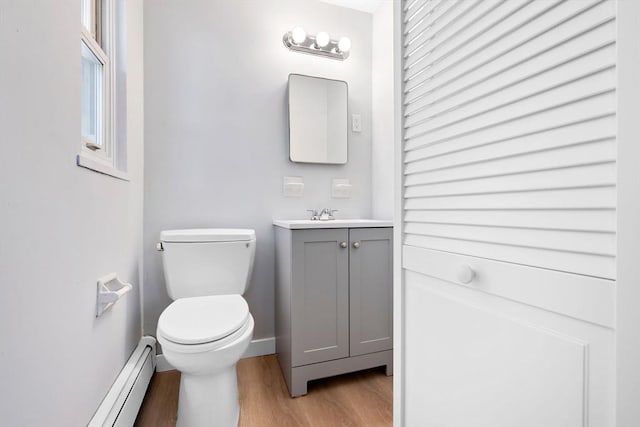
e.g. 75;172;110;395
288;74;348;164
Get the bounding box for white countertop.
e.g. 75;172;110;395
273;219;393;229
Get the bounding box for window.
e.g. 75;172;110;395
79;0;126;179
81;39;105;151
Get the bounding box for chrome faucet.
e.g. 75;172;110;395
307;208;338;220
306;209;320;221
319;208;338;221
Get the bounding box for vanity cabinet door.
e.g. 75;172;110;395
291;229;350;366
349;227;393;356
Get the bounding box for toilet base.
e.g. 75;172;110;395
176;366;240;427
158;312;254;427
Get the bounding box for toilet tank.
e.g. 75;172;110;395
159;229;256;300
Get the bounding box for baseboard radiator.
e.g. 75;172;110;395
88;336;157;427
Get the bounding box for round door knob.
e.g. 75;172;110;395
457;265;475;284
353;242;360;249
340;242;348;248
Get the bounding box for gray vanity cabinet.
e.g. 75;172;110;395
349;227;393;356
275;225;393;397
291;228;350;366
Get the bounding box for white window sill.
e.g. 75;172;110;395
76;153;129;181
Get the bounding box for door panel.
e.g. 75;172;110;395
399;0;617;425
405;269;615;427
291;229;349;366
409;284;586;427
349;228;393;356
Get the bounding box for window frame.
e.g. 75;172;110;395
81;30;110;159
78;0;126;179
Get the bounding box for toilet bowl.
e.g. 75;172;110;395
158;295;254;427
158;296;254;427
156;229;256;427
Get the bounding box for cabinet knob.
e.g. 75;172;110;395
457;265;475;284
340;241;348;248
353;242;360;249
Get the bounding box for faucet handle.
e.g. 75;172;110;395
307;209;320;220
318;208;338;220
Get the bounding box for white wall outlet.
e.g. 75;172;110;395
352;114;362;132
332;178;353;199
283;176;304;197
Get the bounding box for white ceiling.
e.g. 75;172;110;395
317;0;384;14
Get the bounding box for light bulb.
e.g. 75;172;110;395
291;27;306;44
337;36;351;53
315;31;330;48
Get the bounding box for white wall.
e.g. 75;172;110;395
143;0;373;341
371;0;394;219
0;1;144;425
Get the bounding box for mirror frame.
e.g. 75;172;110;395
287;73;349;165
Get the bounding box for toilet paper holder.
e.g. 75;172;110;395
96;272;133;317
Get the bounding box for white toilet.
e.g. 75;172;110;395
156;228;256;427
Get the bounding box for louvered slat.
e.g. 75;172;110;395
404;162;615;199
404;209;616;233
403;234;614;279
405;69;615;141
405;46;615;129
405;0;530;84
406;140;615;184
401;0;617;279
403;222;615;256
405;104;615;163
404;0;425;14
404;0;479;57
405;0;606;95
405;2;615;110
405;186;615;211
405;94;615;157
403;1;470;68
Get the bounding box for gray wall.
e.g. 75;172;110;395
0;1;144;425
143;0;373;340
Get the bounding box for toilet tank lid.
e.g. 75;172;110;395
161;228;256;243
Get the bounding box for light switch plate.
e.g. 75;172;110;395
332;178;352;198
352;114;362;132
283;176;304;197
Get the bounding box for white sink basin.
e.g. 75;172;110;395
273;219;393;229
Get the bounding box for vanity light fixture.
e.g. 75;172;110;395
315;31;330;48
337;36;351;54
291;26;307;44
283;27;351;61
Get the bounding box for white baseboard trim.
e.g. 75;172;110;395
155;336;276;372
242;337;276;359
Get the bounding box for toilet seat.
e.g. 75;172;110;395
158;313;253;355
158;295;250;346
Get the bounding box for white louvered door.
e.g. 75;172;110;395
398;1;616;426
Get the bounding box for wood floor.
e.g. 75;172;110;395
134;355;392;427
